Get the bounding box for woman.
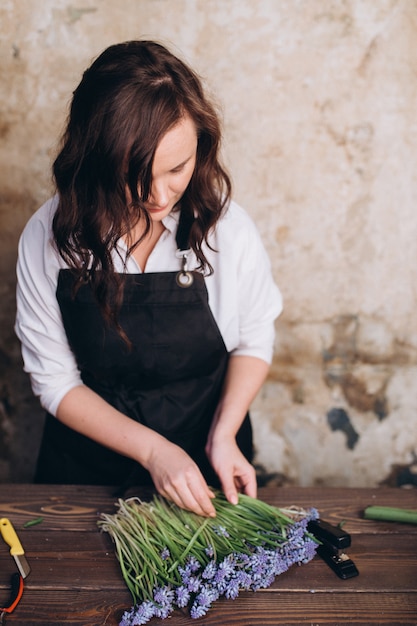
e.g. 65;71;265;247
15;40;282;517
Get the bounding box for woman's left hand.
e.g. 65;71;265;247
205;436;257;505
205;355;269;506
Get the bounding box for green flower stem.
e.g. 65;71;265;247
364;505;417;525
167;516;211;574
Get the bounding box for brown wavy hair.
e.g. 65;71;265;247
52;40;231;333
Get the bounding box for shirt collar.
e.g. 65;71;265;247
116;209;180;256
162;208;180;234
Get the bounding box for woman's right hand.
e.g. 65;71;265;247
145;438;216;517
56;385;216;516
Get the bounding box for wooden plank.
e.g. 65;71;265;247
0;485;119;532
276;486;417;535
0;485;416;533
1;533;416;592
4;590;417;626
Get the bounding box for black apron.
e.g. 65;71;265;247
35;213;252;488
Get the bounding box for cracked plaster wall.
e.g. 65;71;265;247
1;0;416;487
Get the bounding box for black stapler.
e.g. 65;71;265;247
308;518;359;579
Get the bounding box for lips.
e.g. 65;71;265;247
146;204;170;213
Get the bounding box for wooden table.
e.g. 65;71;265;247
0;485;416;625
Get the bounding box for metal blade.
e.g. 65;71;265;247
13;553;31;579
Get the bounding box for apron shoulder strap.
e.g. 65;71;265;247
175;208;195;288
175;208;194;252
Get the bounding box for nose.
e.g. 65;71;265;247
148;178;169;208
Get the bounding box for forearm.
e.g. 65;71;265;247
207;354;270;444
56;384;217;516
56;384;164;469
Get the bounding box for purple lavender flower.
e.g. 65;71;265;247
213;554;236;593
215;556;234;580
151;585;175;619
269;549;291;576
178;556;201;585
189;584;219;619
153;604;171;619
187;555;201;572
208;584;220;603
248;548;272;582
237;552;251;566
121;600;155;626
153;585;174;607
186;575;201;593
205;543;214;557
287;521;307;541
303;538;318;563
221;554;237;572
160;547;170;561
289;537;318;564
119;609;133;626
195;583;218;607
213;524;230;538
235;570;252;590
224;578;240;600
178;564;190;584
308;507;320;521
175;585;190;608
190;602;210;619
252;547;269;566
202;560;217;580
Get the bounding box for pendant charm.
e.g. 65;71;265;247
176;271;193;287
175;248;194;288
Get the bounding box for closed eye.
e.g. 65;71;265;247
170;163;186;173
170;155;194;174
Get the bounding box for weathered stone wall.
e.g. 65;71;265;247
1;0;416;486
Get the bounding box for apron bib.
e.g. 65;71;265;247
35;216;252;487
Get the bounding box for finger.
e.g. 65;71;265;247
174;490;216;517
220;476;239;505
236;467;257;499
180;477;217;517
221;465;257;505
162;474;216;517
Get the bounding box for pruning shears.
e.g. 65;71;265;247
0;519;31;623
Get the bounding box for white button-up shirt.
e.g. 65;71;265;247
15;196;283;416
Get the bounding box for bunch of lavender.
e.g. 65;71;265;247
99;491;319;625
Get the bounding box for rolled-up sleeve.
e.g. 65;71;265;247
15;199;82;416
234;220;282;363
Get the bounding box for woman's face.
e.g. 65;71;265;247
144;114;198;222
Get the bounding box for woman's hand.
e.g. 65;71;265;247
56;385;216;517
205;435;257;505
204;355;269;506
145;438;217;517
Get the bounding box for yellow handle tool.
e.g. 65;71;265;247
0;518;31;578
